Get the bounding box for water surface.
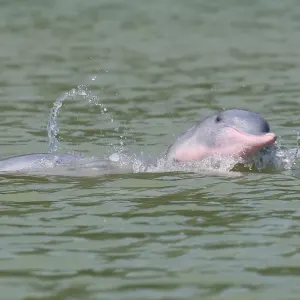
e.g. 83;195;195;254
1;0;300;299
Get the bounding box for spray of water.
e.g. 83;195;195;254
47;74;117;154
47;92;67;153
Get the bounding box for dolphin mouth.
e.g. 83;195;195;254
215;126;277;158
173;126;277;162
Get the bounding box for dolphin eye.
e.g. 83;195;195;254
215;116;221;123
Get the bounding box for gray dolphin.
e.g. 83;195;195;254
0;109;277;173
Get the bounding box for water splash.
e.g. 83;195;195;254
127;145;300;175
47;70;133;155
47;80;111;153
244;143;300;172
47;92;67;153
108;151;242;174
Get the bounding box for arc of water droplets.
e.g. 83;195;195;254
47;92;65;153
47;83;109;153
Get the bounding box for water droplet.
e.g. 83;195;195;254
109;153;120;162
78;90;87;96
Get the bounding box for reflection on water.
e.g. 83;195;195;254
1;0;300;299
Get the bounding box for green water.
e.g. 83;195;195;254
1;0;300;299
